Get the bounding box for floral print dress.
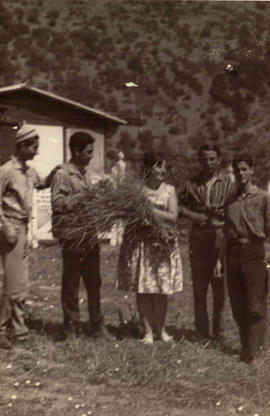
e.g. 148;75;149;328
116;182;183;294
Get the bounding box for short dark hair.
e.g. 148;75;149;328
141;149;165;178
198;143;221;159
233;153;254;170
69;132;95;153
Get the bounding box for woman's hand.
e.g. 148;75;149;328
213;258;224;279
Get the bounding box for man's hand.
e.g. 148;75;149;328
194;213;209;227
213;258;224;279
65;191;87;211
210;218;224;227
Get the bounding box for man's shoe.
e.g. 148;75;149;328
213;333;225;345
194;332;211;345
65;329;78;342
240;351;254;364
0;335;13;349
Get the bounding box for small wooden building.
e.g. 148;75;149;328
0;83;126;240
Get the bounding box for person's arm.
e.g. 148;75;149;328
50;169;71;214
178;183;209;226
35;165;63;190
0;169;18;245
213;204;229;279
213;232;227;278
263;194;270;259
153;186;178;224
51;169;87;214
0;168;7;225
179;206;209;225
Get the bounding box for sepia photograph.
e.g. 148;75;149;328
0;0;270;415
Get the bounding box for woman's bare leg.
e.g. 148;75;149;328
136;294;154;344
153;294;173;342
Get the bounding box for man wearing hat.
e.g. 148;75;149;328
0;125;53;349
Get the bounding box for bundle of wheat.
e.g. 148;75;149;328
53;178;176;255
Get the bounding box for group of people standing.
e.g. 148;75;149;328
0;126;269;365
180;145;270;364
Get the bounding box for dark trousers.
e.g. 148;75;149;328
190;227;225;338
227;241;268;359
62;243;102;330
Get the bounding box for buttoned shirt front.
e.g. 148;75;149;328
226;185;270;241
0;156;40;222
179;171;234;222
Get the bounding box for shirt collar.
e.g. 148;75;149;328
212;172;224;183
66;160;86;176
196;171;224;186
11;155;30;171
237;184;258;199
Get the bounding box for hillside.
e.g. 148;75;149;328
1;0;270;183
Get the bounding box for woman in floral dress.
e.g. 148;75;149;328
116;150;183;344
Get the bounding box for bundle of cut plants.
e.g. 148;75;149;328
53;178;177;256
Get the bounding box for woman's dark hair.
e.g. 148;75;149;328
69;131;95;153
233;153;254;170
198;143;221;159
141;150;165;178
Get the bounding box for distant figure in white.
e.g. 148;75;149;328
110;151;126;246
226;164;235;184
111;151;126;185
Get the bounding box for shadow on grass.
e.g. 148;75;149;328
167;325;196;342
167;325;240;356
26;317;67;341
25;317;240;355
26;317;141;342
106;321;141;340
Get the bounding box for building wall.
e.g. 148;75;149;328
27;124;64;176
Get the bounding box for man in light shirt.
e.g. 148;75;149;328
0;126;53;349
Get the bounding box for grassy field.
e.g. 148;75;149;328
0;242;270;416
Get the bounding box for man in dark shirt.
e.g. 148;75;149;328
51;132;104;339
215;153;270;363
179;144;234;342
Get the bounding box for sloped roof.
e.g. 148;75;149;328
0;83;127;125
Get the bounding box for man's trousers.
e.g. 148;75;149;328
189;226;225;339
227;241;268;360
61;243;102;330
0;222;29;337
